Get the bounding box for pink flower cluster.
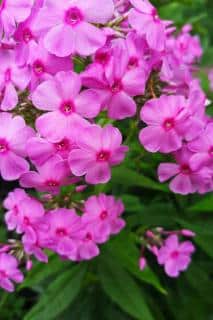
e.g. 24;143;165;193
0;0;208;291
139;228;195;278
1;189;125;291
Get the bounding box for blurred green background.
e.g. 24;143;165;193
0;1;213;319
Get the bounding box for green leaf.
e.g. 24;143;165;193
111;167;169;192
177;219;213;258
24;263;87;320
105;232;166;294
19;254;65;290
99;256;154;320
188;194;213;212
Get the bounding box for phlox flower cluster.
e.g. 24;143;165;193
0;0;207;290
2;189;125;291
139;228;195;278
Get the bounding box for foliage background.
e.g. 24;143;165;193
0;0;213;319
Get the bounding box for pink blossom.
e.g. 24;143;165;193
27;135;77;166
128;0;167;51
3;188;29;231
188;123;213;170
33;0;114;57
28;41;72;90
0;0;33;37
32;71;100;141
0;50;30;111
68;124;128;184
20;155;77;194
158;147;212;195
41;208;82;260
139;257;147;270
9;196;45;236
82;39;147;119
82;194;125;243
157;235;195;277
139;95;203;153
0;113;34;181
0;253;24;292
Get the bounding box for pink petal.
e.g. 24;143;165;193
44;24;75;57
78;0;114;24
75;22;106;56
68;149;94;176
32;80;61;111
75;89;101;118
85;163;111;184
36;111;67;141
179;241;195;254
170;174;195;195
122;68;146;96
0;153;29;181
108;91;136;119
159;131;182;153
0;278;14;292
139;126;163;152
1;83;18;111
20;171;43;188
55;71;81;100
158;163;180;182
27;137;55;166
165;259;179;277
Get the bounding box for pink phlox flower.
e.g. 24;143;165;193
27;134;78;166
82;39;147;119
82;194;125;243
32;0;114;57
3;188;29;231
188;123;213;171
0;113;34;181
158;146;213;195
20;155;77;194
41;208;82;260
32;71;100;141
28;41;72;91
139;94;203;153
0;0;34;38
128;0;167;51
68;124;128;184
0;253;24;292
0;50;30;111
157;234;195;277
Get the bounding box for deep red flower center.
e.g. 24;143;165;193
96;150;111;162
23;216;30;225
151;8;160;22
170;250;179;259
23;28;33;43
0;270;7;278
95;51;110;65
65;7;84;26
163;118;175;131
0;139;9;154
208;146;213;157
128;56;139;68
56;228;68;237
60;101;75;115
55;138;70;152
33;60;45;75
180;164;191;175
100;210;108;220
85;232;93;241
111;80;122;94
46;180;59;187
